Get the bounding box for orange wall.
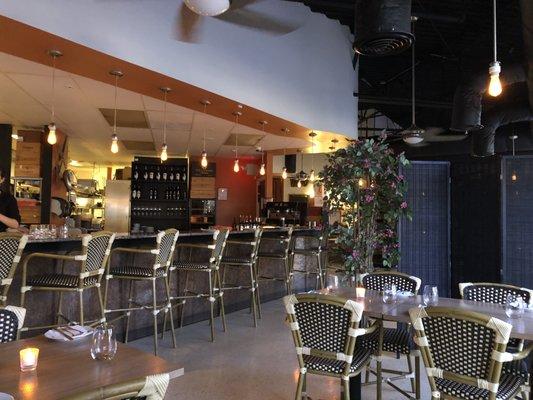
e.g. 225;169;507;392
192;156;259;227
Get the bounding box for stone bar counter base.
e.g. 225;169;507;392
13;231;318;341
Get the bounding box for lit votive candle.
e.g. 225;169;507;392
19;348;39;372
356;287;366;298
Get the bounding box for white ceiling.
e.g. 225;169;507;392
0;52;311;165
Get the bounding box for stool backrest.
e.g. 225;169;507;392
211;229;230;265
362;270;421;294
80;231;116;275
284;293;364;377
459;282;533;307
0;233;28;305
251;227;264;261
0;308;19;343
155;229;179;270
410;306;512;400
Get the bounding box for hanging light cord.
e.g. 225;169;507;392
311;134;315;171
113;74;118;134
261;122;266;164
203;103;207;152
411;20;416;127
162;90;168;144
493;0;497;63
235;113;239;158
51;55;56;123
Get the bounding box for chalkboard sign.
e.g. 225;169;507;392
190;161;216;199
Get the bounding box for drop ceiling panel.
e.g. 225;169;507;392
0;52;69;77
73;76;145;110
142;94;195;114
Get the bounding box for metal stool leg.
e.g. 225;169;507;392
124;280;134;343
152;277;158;355
164;275;177;348
342;377;350;400
56;292;63;325
253;261;262;319
180;271;189;329
249;263;258;327
96;286;105;324
208;270;215;342
407;355;416;394
215;268;226;332
78;290;84;326
295;372;304;400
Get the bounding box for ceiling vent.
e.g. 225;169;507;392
224;133;263;147
121;141;155;151
99;109;150;129
354;0;413;57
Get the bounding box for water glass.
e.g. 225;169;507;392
505;294;525;319
90;324;117;361
422;285;439;306
326;275;340;292
382;283;397;304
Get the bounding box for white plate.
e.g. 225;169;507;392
44;326;93;341
0;393;14;400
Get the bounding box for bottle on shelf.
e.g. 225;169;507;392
176;170;180;181
132;185;137;199
143;166;148;180
133;165;139;180
162;168;168;181
169;168;174;181
149;166;154;181
156;166;161;181
182;171;187;181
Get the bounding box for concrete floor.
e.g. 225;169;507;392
130;299;430;399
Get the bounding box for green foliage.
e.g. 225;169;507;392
320;136;410;274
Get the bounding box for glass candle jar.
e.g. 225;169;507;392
19;348;39;372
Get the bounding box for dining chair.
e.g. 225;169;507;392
105;229;178;356
169;229;229;342
0;232;28;306
359;270;422;400
219;227;263;326
20;231;115;334
283;292;379;400
459;282;533;397
256;226;294;302
409;306;533;400
63;372;170;400
0;306;26;343
290;228;328;291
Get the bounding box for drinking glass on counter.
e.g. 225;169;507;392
382;283;397;304
505;294;525;318
90;324;117;361
422;285;439;306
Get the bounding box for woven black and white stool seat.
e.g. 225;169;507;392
0;309;18;343
172;261;211;270
220;256;251;265
359;326;413;355
303;347;373;375
27;273;99;288
110;266;166;278
502;359;529;380
434;373;525;400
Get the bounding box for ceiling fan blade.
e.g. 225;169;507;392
425;134;468;142
215;8;301;35
174;2;203;43
230;0;262;9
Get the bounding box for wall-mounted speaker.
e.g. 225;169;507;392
285;154;296;173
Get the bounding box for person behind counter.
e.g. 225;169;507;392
0;168;21;232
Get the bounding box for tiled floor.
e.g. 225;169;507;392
130;300;430;399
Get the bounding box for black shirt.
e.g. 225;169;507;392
0;190;21;232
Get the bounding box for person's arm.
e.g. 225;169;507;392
0;195;20;229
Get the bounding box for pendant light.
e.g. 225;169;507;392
159;87;171;162
510;134;518;181
233;109;242;173
402;17;424;145
184;0;230;16
259;120;268;176
308;131;317;182
488;0;502;96
109;70;123;154
47;50;62;145
200;99;210;168
281;128;289;179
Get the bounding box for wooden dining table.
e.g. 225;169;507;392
0;336;184;399
318;287;533;400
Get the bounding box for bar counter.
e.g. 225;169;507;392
14;229;317;341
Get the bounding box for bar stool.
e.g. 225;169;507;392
170;229;229;342
359;270;422;400
20;231;115;333
104;229;178;356
219;227;263;326
0;232;28;306
256;226;294;307
290;228;327;291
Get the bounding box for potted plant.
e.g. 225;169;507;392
320;135;411;277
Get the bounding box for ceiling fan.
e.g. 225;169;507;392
178;0;302;43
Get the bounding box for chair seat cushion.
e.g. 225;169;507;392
359;327;413;355
303;347;372;375
257;252;286;259
110;266;166;278
221;256;252;265
435;373;524;400
27;274;99;288
172;261;211;270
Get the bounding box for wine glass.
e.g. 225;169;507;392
505;294;525;319
90;324;117;361
382;283;397;304
422;285;439;306
326;275;340;293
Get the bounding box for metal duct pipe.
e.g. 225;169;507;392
451;64;528;132
471;103;533;157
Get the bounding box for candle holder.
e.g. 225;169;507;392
19;348;39;372
356;286;366;298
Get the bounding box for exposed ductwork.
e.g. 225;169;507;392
353;0;413;57
451;64;528;132
471;103;533;157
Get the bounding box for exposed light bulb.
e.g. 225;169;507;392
309;169;316;182
47;123;57;145
201;150;208;168
110;134;119;154
259;163;266;176
511;172;517;181
160;143;168;161
297;180;302;188
282;167;288;180
488;61;502;97
233;159;240;173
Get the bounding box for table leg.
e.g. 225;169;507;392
349;374;361;400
